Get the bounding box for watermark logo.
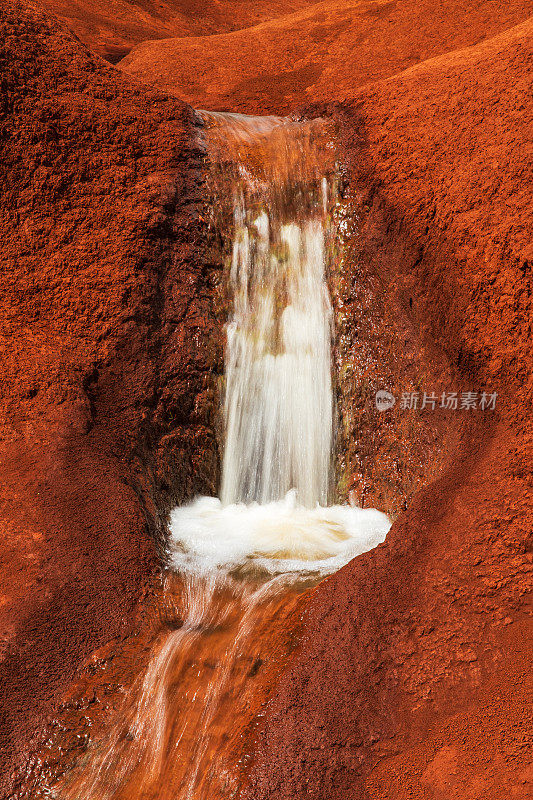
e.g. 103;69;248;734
375;390;497;412
375;390;396;412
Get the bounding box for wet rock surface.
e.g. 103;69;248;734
16;574;305;799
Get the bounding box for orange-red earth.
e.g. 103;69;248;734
1;1;532;798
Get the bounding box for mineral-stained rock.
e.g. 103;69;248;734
245;19;533;800
0;1;221;792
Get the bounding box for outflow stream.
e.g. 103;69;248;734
55;113;390;800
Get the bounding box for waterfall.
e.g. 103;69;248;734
204;111;337;507
53;114;390;800
221;208;333;507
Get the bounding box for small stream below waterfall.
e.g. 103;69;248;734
29;113;390;800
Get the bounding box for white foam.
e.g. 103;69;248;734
169;490;390;578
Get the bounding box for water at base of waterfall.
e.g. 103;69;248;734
55;497;388;800
170;491;389;577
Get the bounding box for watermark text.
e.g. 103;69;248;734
375;390;497;412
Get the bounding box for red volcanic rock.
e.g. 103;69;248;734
2;0;532;798
38;0;321;63
118;0;533;114
246;20;533;800
0;0;220;792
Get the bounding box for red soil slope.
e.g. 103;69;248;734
119;0;533;113
245;20;533;800
0;1;221;792
38;0;320;62
2;0;532;797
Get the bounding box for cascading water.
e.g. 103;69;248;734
221;199;333;507
49;113;390;800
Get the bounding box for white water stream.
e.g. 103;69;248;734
221;211;333;507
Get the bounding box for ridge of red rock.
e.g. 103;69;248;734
118;0;533;114
37;0;321;63
245;19;533;799
0;1;221;793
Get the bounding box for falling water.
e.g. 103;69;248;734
205;111;339;506
221;196;333;506
47;114;390;800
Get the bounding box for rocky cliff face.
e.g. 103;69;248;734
0;1;221;791
245;20;533;799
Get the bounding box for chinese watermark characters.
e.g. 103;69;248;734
375;390;497;412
